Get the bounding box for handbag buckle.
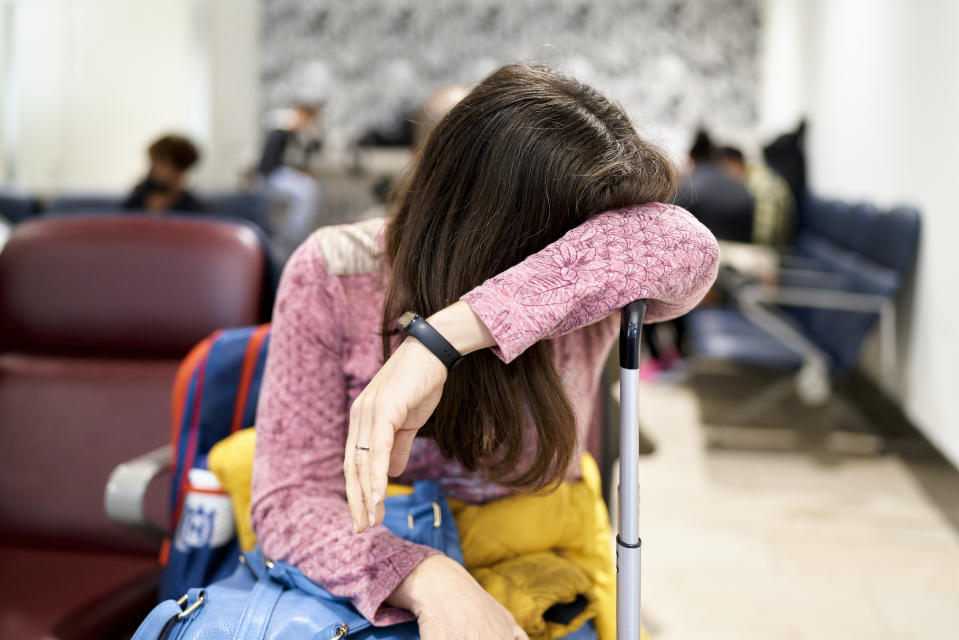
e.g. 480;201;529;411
406;502;442;529
175;591;206;620
332;623;349;639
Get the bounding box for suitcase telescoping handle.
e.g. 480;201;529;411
617;300;646;640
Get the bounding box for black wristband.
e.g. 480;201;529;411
397;312;465;371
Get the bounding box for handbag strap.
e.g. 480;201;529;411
132;590;206;640
232;572;285;640
131;600;184;640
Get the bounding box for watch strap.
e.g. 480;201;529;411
398;312;464;371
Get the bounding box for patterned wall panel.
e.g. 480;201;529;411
261;0;760;152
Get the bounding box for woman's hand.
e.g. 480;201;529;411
345;301;496;533
387;555;529;640
344;336;447;532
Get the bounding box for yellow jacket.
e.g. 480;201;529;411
446;453;615;640
209;429;616;640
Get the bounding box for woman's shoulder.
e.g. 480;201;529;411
306;216;388;278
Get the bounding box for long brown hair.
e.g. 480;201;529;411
383;64;676;490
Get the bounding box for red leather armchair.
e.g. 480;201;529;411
0;215;270;639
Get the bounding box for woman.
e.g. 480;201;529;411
251;64;719;639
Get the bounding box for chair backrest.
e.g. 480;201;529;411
46;193;124;214
788;197;920;371
0;215;270;554
0;189;40;223
47;190;272;232
205;191;271;233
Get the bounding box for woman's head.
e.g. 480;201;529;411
383;64;676;489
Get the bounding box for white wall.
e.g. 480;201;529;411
196;0;261;189
0;0;259;194
760;0;959;466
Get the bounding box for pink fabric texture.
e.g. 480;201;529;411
250;203;718;625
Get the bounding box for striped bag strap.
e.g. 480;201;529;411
168;325;271;534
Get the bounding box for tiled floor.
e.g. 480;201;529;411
630;377;959;640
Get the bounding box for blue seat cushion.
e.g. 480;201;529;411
0;191;39;223
47;194;124;213
687;309;803;371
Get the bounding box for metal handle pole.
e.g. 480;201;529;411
617;300;646;640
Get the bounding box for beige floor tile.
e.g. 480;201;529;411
627;380;959;640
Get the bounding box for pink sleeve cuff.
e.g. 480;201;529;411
354;543;441;625
460;288;524;363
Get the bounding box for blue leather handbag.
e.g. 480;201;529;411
132;480;462;640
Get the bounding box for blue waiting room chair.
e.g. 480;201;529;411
687;196;920;439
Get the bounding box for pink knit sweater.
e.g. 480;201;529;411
250;203;719;625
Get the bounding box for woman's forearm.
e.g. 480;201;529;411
425;300;497;356
460;203;720;363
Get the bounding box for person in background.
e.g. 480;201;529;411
641;130;745;381
720;145;796;248
762;119;807;207
674;129;755;243
363;85;472;220
256;103;325;257
122;134;207;213
413;85;471;148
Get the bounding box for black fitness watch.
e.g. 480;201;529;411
397;311;465;371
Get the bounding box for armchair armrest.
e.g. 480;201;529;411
778;253;826;269
743;283;890;312
776;267;848;288
739;283;898;384
104;444;172;545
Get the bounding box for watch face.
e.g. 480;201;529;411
397;311;417;329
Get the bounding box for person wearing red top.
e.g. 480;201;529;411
251;64;719;640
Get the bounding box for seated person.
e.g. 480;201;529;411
762;119;807;205
256;103;324;257
720;145;795;248
674;129;755;243
122;134;207;213
251;64;719;639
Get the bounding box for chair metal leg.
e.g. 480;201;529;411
713;375;796;426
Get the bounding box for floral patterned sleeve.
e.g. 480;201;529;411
461;203;719;363
251;240;438;626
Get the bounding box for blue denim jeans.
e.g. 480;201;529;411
558;620;597;640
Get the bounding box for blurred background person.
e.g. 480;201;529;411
761;119;808;209
256;103;325;258
362;84;472;218
413;85;471;148
641;129;753;381
720;145;796;248
674;129;755;243
121;134;207;213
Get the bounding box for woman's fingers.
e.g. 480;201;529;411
344;401;368;533
374;499;385;529
388;428;417;477
354;398;376;531
369;413;396;523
